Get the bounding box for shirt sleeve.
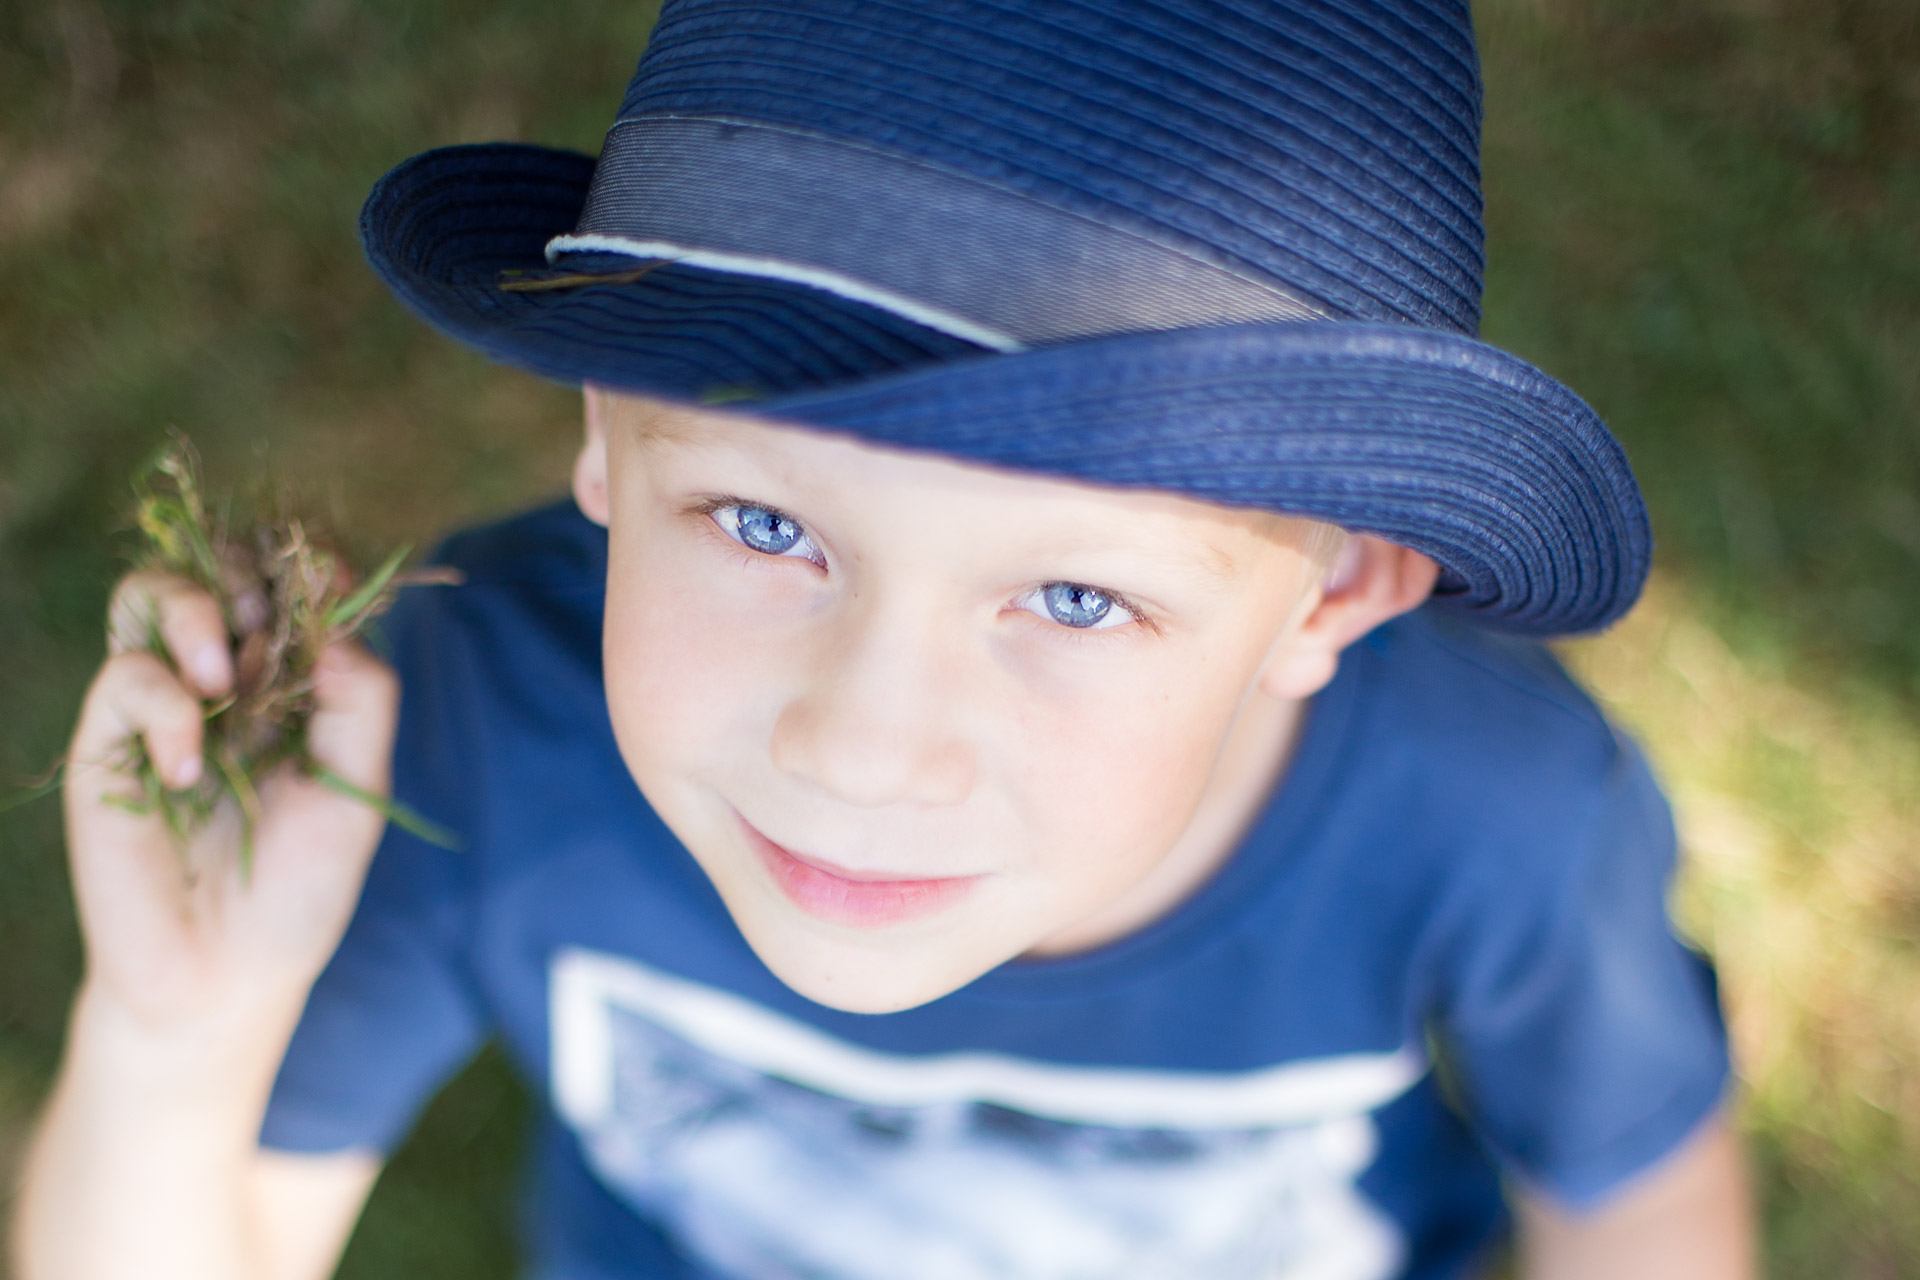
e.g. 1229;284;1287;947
1431;729;1731;1208
259;582;489;1155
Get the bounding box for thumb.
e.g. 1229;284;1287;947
305;641;400;796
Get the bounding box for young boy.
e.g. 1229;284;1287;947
17;1;1755;1277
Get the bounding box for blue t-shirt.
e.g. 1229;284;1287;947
263;500;1729;1280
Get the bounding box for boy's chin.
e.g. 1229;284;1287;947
768;960;974;1015
727;903;1026;1015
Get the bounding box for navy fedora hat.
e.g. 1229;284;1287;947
360;0;1650;634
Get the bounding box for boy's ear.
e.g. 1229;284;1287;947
573;386;612;527
1257;535;1440;701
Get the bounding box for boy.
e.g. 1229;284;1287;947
17;1;1755;1277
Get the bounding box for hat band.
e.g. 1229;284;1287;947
548;115;1326;349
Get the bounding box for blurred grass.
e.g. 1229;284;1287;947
1481;0;1920;699
0;0;1916;1275
1477;3;1920;1271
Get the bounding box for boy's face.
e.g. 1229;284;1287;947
580;391;1342;1013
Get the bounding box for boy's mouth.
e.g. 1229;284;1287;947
736;813;981;928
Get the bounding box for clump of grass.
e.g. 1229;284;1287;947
8;434;457;876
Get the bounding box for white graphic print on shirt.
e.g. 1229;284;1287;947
550;948;1422;1280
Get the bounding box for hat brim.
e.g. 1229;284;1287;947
363;142;1649;635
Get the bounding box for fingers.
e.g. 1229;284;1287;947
70;651;208;792
107;570;233;698
304;641;400;795
80;577;399;805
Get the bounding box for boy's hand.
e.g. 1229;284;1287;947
64;568;399;1033
13;570;398;1280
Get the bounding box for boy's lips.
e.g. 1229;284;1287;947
736;814;980;928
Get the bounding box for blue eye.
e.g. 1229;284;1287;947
713;503;822;564
737;505;801;554
1045;582;1110;627
1021;581;1129;630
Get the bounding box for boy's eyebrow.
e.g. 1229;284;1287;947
1139;538;1242;586
620;403;706;445
1039;529;1245;590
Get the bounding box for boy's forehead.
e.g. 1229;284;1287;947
598;389;1317;572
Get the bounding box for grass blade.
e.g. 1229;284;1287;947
325;544;412;632
0;768;64;816
311;765;461;851
214;748;263;883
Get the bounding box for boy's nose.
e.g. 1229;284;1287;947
768;610;977;810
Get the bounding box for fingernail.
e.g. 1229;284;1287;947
173;754;203;788
191;644;230;688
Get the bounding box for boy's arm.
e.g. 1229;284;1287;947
255;1151;383;1280
18;988;381;1280
1513;1111;1758;1280
11;572;396;1280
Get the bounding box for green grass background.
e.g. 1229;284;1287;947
1;0;1916;1274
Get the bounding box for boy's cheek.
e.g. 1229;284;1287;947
603;591;764;786
1023;717;1229;912
1009;652;1242;815
598;545;759;804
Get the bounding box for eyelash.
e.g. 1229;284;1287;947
696;497;1149;634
